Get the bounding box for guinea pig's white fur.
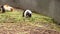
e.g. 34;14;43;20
3;5;14;11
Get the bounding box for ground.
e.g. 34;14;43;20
0;9;60;34
0;23;60;34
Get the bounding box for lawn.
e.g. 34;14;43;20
0;9;60;32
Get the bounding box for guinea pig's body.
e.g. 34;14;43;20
23;9;32;18
1;4;14;13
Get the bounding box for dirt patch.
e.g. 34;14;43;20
0;23;60;34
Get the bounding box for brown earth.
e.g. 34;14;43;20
0;23;60;34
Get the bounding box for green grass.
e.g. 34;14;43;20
0;10;53;23
0;9;60;32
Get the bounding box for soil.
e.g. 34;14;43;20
0;23;60;34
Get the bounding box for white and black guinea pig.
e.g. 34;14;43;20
23;9;32;18
1;4;14;13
